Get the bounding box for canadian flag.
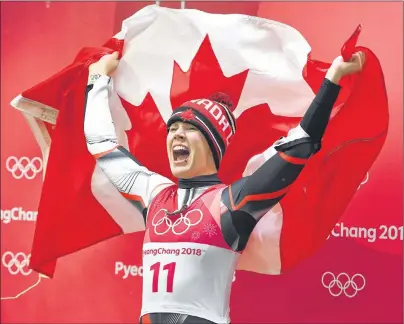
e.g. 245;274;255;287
11;5;388;277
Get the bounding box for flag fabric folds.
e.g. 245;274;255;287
11;5;388;277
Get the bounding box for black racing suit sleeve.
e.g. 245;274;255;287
220;78;341;251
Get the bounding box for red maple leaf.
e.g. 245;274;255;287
118;34;258;183
118;34;299;184
170;35;249;111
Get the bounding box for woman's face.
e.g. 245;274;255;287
166;122;216;179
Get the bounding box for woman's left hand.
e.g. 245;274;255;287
326;51;366;84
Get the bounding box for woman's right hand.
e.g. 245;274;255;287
89;52;120;77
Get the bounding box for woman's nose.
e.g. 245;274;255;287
174;128;186;139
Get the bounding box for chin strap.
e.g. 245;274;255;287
166;187;196;216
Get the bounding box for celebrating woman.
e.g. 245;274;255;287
84;50;365;324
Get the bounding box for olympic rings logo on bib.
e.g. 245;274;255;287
151;208;203;235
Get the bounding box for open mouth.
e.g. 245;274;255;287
172;145;190;164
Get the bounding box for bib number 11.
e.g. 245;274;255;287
150;262;176;293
